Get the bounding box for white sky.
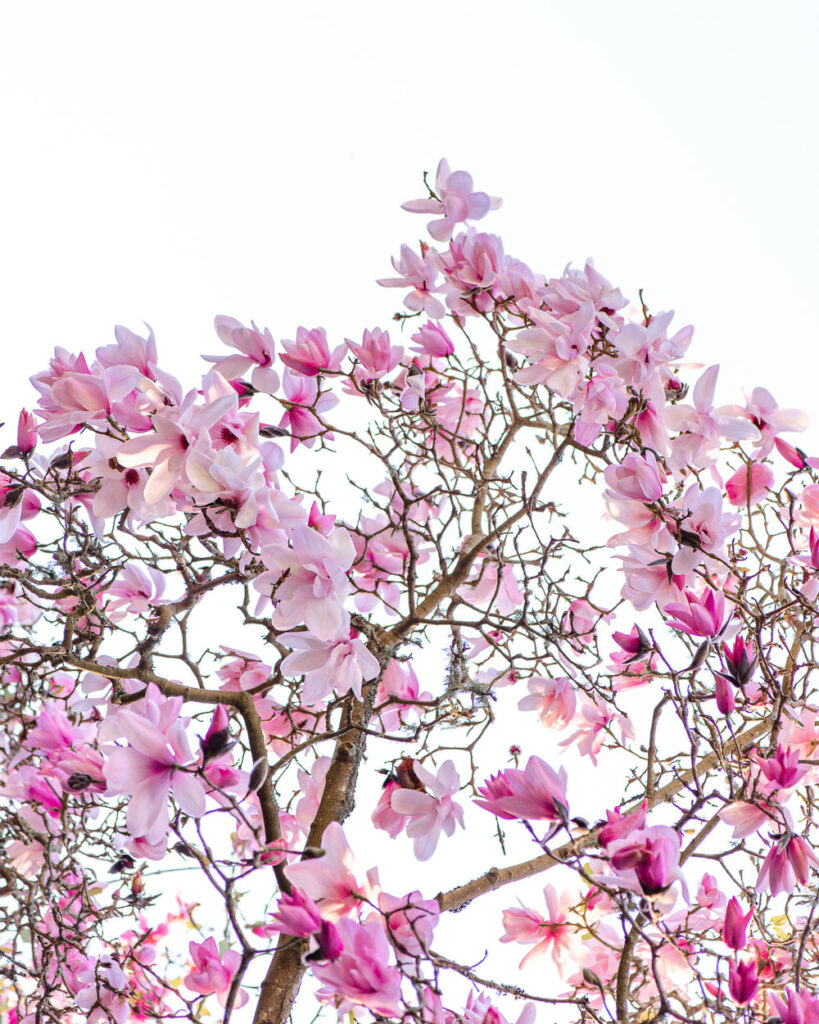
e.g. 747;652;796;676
1;2;818;1018
1;1;817;429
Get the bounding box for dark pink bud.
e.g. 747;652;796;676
200;705;235;765
775;436;807;469
728;958;759;1006
723;897;753;950
715;676;736;715
16;409;37;455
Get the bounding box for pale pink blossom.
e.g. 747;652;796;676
264;525;355;640
102;683;206;844
518;676;577;729
346;328;403;381
279;326;345;377
285;821;377;920
742;386;809;456
501;885;579;973
390;759;465;860
280;628;380;703
205;315;279;393
277;368;339;451
401;158;501;242
378;890;439;961
377;244;445;319
184;937;248;1008
560;695;634;765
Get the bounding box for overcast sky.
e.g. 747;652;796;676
1;1;817;437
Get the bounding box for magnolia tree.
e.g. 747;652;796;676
2;161;819;1024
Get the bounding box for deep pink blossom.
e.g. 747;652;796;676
475;756;569;822
312;917;402;1016
756;834;819;896
608;824;683;895
663;588;727;637
769;988;819;1024
726;461;774;506
727;957;758;1006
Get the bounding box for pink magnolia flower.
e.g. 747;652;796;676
664;364;760;470
608;824;684;896
719;800;783;841
501;885;579;973
401;158;501;242
663;587;728;638
390;760;465;860
742;386;809;456
756;834;819;896
716;635;757;689
475;756;569;822
375;659;432;732
507;303;594;397
769;988;819;1024
377;243;446;319
612;310;693;387
462;991;536;1024
560;694;634;765
312;917;402;1016
346;328;403;382
31;347;141;441
105;563;169;621
723;897;753;950
458;560;524;615
755;745;808;794
543;259;626;317
378;890;439;961
102;683;206;844
279;326;345;377
184;938;247;1008
268;888;326;938
71;954;130;1024
727;957;759;1006
117;386;237;504
571;362;630;446
205;315;279;393
277;367;339;451
696;873;727;910
604;452;665;503
726;461;774;506
598;802;648;849
285;822;377;920
264;524;355;640
715;676;736;715
96;322;158;375
517;676;577;729
410;321;454;358
372;779;409;838
280;628;380;703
